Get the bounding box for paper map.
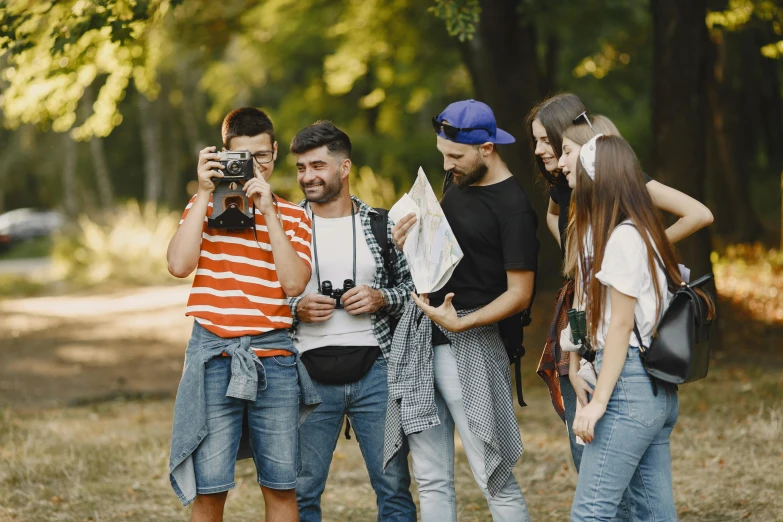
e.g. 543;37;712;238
389;167;463;294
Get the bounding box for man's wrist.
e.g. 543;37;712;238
456;313;473;333
261;203;278;219
378;289;389;308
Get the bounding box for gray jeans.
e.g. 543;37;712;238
407;344;530;522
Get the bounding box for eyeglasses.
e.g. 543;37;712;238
251;151;275;165
431;117;491;140
572;111;594;131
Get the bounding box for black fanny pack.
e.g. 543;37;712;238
300;345;381;385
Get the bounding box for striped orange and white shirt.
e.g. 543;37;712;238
179;194;312;356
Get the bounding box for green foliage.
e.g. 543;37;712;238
0;0;176;139
707;0;783;58
526;0;654;166
0;236;52;260
51;200;183;286
429;0;480;42
0;0;470;214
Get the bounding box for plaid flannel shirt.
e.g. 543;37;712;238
536;278;574;423
288;196;414;358
384;301;524;497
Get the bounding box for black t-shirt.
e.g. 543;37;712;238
550;173;653;258
431;176;539;347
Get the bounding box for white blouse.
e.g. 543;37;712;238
592;221;672;349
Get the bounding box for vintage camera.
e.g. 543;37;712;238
320;279;355;309
208;150;255;229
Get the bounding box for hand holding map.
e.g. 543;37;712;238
389;168;463;294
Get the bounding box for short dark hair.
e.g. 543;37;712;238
222;107;275;149
290;120;351;160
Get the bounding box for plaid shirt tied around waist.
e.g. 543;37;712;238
383;301;523;497
536;278;575;422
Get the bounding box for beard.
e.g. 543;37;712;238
452;155;488;188
301;175;343;204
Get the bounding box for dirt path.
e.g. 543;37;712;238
0;285;194;408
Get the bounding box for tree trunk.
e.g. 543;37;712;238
89;137;113;210
82;84;115;210
164;105;184;209
176;61;207;155
137;94;163;204
458;0;557;272
707;29;763;241
651;0;712;277
754;31;783;178
62;133;78;216
0;145;12;214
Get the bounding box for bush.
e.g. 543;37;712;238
51;201;186;287
712;243;783;323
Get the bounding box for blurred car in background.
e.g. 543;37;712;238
0;208;65;253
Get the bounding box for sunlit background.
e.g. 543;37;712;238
1;1;783;520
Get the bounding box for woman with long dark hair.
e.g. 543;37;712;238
526;93;713;474
564;134;714;520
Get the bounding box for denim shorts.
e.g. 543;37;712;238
192;340;299;494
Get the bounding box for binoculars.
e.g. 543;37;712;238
566;308;596;363
319;279;355;309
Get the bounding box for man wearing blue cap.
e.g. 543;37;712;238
387;100;538;521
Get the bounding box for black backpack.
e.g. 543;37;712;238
441;173;537;407
369;208;400;334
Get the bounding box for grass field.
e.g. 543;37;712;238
1;285;782;521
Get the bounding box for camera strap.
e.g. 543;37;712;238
310;201;357;289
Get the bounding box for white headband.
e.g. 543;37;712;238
579;133;604;180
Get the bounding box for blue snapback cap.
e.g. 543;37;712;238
434;99;515;145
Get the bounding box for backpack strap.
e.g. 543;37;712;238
370;208;395;276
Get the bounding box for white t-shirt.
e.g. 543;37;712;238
589;221;672;349
293;212;378;354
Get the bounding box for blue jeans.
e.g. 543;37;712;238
407;344;529;522
561;375;585;471
571;347;679;522
297;355;416;522
564;375;638;522
192;353;299;493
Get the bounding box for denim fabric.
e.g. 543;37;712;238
407;344;530;522
571;347;679;522
169;322;321;506
193;354;299;494
561;375;584;471
563;376;636;522
297;355;415;522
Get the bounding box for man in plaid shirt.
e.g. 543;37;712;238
287;121;416;522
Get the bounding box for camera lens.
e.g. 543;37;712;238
226;160;242;175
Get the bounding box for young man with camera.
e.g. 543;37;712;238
386;100;539;522
287;121;417;522
167;107;313;522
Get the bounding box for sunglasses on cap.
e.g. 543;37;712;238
431;117;491;140
572;111;594;131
